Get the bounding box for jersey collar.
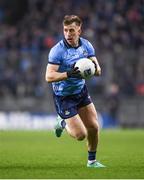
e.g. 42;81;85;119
63;38;82;49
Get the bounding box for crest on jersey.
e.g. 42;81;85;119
83;50;88;56
64;110;70;115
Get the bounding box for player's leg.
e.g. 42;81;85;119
55;113;87;140
78;103;98;151
78;103;105;167
65;114;87;141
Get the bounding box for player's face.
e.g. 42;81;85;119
63;22;81;47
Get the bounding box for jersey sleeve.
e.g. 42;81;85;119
86;41;96;58
48;46;62;65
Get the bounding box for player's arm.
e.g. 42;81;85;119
89;57;101;76
45;63;81;83
45;64;67;83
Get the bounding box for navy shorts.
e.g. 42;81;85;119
53;85;92;119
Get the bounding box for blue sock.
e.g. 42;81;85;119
88;151;96;161
60;120;66;129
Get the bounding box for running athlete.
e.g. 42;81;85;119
45;15;105;168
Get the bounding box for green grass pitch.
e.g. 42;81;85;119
0;129;144;179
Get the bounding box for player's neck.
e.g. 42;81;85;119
67;40;79;47
72;40;79;47
63;38;81;48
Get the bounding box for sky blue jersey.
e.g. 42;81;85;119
48;37;95;96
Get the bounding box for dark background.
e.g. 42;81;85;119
0;0;144;127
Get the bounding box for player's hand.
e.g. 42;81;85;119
92;61;101;76
67;66;82;78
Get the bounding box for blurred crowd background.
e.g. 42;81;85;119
0;0;144;127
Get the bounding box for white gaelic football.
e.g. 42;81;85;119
75;58;96;79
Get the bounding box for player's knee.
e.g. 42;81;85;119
77;134;86;141
94;123;99;132
76;132;86;141
88;123;99;133
94;120;99;131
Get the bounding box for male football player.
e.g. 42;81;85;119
45;15;105;168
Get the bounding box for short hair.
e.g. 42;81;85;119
63;15;82;26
